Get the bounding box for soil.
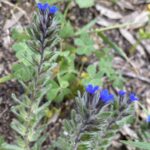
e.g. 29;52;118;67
0;0;150;149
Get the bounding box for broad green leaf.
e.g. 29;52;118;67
116;115;133;126
98;32;128;60
121;140;150;150
12;42;34;66
55;88;71;102
75;19;97;35
47;80;60;102
59;21;74;38
87;65;96;77
75;33;95;55
82;78;102;87
11;27;30;42
12;63;34;81
75;0;94;8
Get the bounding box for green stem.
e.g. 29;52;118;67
75;22;133;36
0;74;13;84
95;23;132;33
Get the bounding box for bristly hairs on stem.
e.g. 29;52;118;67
2;3;59;150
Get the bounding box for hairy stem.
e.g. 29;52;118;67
23;19;47;150
73;121;87;150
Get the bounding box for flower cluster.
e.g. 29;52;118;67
86;84;139;105
37;3;58;14
146;115;150;123
100;89;114;104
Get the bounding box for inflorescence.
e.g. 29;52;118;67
37;3;58;14
86;84;139;105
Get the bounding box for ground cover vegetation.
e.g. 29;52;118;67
0;1;150;150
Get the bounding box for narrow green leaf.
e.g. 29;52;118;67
0;74;13;84
11;119;27;136
75;19;97;36
98;32;127;60
2;143;24;150
121;140;150;150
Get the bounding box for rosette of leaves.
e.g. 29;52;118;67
51;86;137;150
2;3;59;150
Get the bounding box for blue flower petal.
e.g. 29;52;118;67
118;90;126;96
129;93;139;102
49;5;58;14
37;3;42;10
43;3;49;10
86;84;99;94
100;89;114;104
93;86;99;92
37;3;49;11
146;115;150;123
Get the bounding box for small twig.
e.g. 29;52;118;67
122;72;150;84
1;0;30;23
0;107;8;118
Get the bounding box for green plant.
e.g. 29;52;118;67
2;3;59;150
0;0;125;102
0;136;5;150
51;85;138;150
121;103;150;150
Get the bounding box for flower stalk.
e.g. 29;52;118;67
2;3;59;150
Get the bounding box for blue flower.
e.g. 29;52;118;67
118;90;126;96
86;84;99;94
49;5;58;14
37;3;49;11
100;89;114;104
129;93;139;102
146;115;150;123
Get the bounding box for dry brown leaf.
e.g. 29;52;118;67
121;11;149;29
117;0;134;10
3;11;24;30
96;17;115;27
96;4;123;19
120;29;146;56
121;125;138;139
141;40;150;55
133;0;150;4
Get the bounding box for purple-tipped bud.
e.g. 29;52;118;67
49;5;58;14
86;84;99;94
129;93;139;102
